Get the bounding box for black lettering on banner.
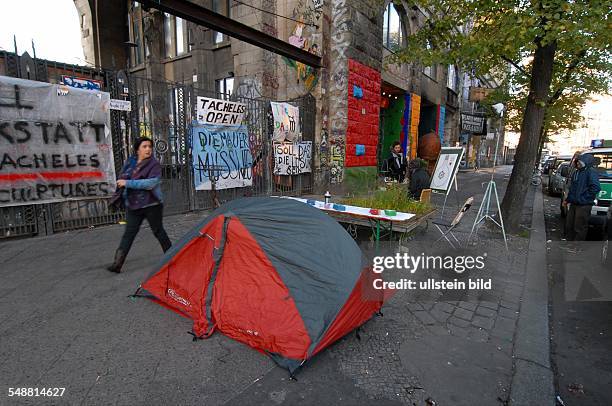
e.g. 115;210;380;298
33;154;47;169
0;85;33;110
14;121;31;143
36;184;48;200
0;153;17;170
70;122;86;142
52;154;62;168
220;151;231;177
199;131;208;147
49;184;62;197
64;154;77;168
17;155;32;168
87;122;105;143
214;113;223;123
54;122;72;143
61;184;72;198
99;182;111;194
0;122;14;143
87;183;97;196
75;183;86;197
35;122;53;144
77;155;87;166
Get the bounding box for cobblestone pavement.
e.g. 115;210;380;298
1;166;538;406
324;167;533;405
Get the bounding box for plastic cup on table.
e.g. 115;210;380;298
333;204;346;211
369;208;380;215
384;209;397;216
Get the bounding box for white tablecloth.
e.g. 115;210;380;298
278;196;416;222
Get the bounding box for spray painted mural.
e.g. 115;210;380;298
283;0;323;94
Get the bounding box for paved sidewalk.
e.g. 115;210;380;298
0;167;552;405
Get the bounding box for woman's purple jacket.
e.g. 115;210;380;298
117;156;164;210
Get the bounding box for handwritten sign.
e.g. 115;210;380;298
196;96;246;126
461;113;485;134
0;76;115;206
271;102;300;142
109;99;131;111
191;124;253;190
273;142;312;175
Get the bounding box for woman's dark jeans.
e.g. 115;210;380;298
118;204;172;253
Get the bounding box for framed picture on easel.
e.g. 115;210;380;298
430;147;464;195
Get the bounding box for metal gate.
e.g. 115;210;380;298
0;71;316;239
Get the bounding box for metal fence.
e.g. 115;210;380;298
0;70;315;239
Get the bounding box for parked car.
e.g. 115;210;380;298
561;147;612;236
547;155;573;194
549;161;571;196
542;156;556;174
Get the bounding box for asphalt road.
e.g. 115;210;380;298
541;179;612;406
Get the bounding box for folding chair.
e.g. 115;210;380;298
432;196;474;248
419;188;432;203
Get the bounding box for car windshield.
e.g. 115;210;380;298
589;153;612;178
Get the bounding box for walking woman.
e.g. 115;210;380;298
107;137;172;273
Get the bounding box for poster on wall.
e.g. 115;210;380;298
196;96;246;126
0;76;116;207
191;124;253;190
271;102;300;142
429;147;464;194
273;142;312;175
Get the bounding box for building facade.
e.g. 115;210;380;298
76;0;503;191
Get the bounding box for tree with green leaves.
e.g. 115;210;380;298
392;0;611;232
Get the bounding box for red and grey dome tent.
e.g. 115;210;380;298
137;197;385;373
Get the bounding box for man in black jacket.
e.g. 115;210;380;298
384;141;407;183
563;153;601;241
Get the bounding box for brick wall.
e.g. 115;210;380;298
345;59;381;167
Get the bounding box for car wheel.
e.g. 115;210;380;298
602;239;611;266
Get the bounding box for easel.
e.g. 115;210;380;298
429;147;464;219
468;124;508;251
438;173;459;219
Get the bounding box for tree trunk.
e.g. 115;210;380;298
535;127;547;166
500;39;557;233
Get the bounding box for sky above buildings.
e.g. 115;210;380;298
0;0;85;65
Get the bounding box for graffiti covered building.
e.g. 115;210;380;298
77;0;490;191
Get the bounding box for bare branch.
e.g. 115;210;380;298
501;55;529;78
548;50;587;105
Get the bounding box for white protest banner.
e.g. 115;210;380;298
0;76;116;207
196;96;246;126
273;142;312;175
109;99;131;111
271;102;300;142
191;124;253;190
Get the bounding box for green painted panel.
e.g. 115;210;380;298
381;97;405;159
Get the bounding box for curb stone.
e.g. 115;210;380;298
509;188;555;405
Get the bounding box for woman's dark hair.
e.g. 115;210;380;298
391;141;401;149
133;137;153;155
